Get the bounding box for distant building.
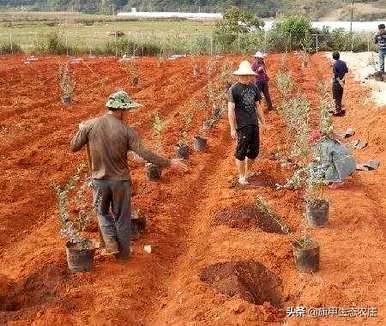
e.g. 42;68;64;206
117;10;222;20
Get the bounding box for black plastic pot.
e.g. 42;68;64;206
132;76;139;86
292;239;320;273
146;163;161;181
193;65;199;76
65;241;95;273
306;199;329;228
62;95;72;106
212;106;221;119
176;144;189;159
193;136;208;152
131;217;146;240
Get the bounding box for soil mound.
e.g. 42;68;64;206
213;204;288;234
200;260;283;307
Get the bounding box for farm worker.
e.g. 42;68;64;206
374;23;386;74
70;90;187;260
228;60;266;186
309;130;356;189
331;51;348;117
251;51;273;112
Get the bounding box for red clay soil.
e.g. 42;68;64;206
0;53;385;325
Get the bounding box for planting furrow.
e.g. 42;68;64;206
143;57;300;325
0;57;213;253
0;55;234;324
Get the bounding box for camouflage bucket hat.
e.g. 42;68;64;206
106;90;142;110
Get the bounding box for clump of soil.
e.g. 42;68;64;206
213;204;289;234
200;260;283;307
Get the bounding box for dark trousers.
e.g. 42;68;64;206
332;82;344;112
235;125;260;161
92;179;131;259
379;48;385;72
256;80;273;111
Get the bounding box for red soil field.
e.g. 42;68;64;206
0;53;385;325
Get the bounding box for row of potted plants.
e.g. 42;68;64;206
275;71;332;273
145;60;232;181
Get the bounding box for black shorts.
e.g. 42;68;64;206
235;125;259;161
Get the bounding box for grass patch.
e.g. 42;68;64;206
0;42;23;54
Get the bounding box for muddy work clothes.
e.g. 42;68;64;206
92;179;131;260
70;114;171;258
70;114;171;180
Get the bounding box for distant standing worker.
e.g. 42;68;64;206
374;23;386;75
228;61;266;186
70;91;187;260
251;51;273;111
331;51;348;117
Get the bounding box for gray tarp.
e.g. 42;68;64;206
311;138;356;183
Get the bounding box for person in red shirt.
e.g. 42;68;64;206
251;51;273;112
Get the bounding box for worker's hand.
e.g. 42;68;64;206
170;159;188;173
230;128;237;140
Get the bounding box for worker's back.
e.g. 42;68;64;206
72;114;131;181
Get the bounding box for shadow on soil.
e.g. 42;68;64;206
0;263;74;323
200;260;283;307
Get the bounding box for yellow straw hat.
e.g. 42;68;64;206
233;60;257;76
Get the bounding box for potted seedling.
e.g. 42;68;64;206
305;177;329;228
256;195;319;273
193;64;200;77
290;222;320;273
300;50;309;69
176;134;189;159
176;111;193;160
54;164;96;273
203;61;230;129
146;112;165;181
126;61;140;86
277;96;321;272
190;99;208;152
193;134;208;152
59;63;75;106
192;55;200;77
305;91;333;227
